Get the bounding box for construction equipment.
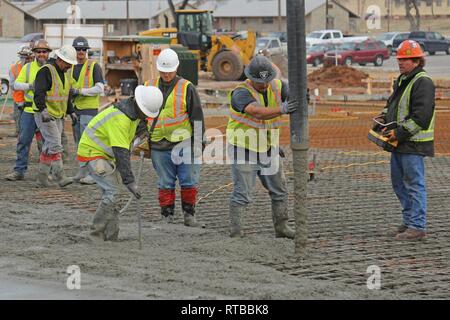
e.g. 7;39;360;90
368;118;398;151
139;10;256;81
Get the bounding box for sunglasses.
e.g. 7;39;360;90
76;48;88;52
35;50;49;54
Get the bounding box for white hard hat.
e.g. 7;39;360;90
55;45;77;65
156;48;179;72
134;85;163;118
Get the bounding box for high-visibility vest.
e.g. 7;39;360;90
397;71;435;142
16;61;41;114
42;64;71;119
226;79;284;153
144;78;192;142
77;105;140;161
70;59;100;110
10;62;25;103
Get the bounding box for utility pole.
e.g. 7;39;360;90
126;0;130;35
287;0;308;256
325;0;329;29
278;0;282;32
70;0;76;24
387;0;391;32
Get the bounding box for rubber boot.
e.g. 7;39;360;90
52;159;73;188
36;162;52;187
271;200;295;239
229;203;245;238
161;205;175;223
91;202;119;241
182;203;203;227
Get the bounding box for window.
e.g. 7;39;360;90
323;33;331;40
242;18;247;24
367;42;376;50
333;32;341;38
426;32;436;40
262;17;274;24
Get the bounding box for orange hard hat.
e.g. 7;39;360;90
396;40;425;59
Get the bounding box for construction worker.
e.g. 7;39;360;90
77;85;163;241
70;36;105;185
33;44;78;188
144;48;205;227
376;40;435;241
226;55;296;238
8;44;34;137
4;40;51;181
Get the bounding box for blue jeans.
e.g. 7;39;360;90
151;148;200;189
391;152;427;231
86;159;120;206
14;111;37;174
73;114;95;147
230;156;288;206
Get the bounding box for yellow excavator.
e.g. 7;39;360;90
139;10;256;81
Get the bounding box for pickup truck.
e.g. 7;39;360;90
324;39;390;67
255;37;287;56
306;29;344;46
376;32;410;54
408;31;450;55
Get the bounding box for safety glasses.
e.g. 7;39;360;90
35;50;49;54
76;48;88;52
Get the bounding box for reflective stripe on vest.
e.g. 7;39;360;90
45;64;70;118
83;110;123;157
10;62;25;103
71;60;100;110
397;71;435;142
226;79;283;152
145;78;192;142
24;63;33;101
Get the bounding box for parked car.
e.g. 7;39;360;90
306;29;344;46
324;39;390;67
255;37;287;56
407;31;450;55
376;32;410;54
19;32;44;43
267;31;287;43
306;44;337;66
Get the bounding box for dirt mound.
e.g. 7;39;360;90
308;66;369;88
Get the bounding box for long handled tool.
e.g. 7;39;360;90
120;151;145;249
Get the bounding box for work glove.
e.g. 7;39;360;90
41;109;53;122
280;99;297;114
70;88;81;97
69;113;78;126
125;182;141;200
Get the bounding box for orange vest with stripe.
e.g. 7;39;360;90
144;78;192;142
10;62;25;103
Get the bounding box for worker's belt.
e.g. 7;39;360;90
24;102;32;107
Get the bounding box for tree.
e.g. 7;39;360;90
405;0;435;31
168;0;191;27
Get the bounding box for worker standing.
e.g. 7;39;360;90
144;48;205;227
8;45;34;137
77;85;163;241
376;40;435;241
70;36;105;185
4;40;50;181
226;55;296;238
33;44;78;188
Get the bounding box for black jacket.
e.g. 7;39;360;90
383;66;435;157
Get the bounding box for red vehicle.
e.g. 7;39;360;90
306;44;335;66
324;39;390;67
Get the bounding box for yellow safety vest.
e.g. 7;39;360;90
144;78;192;142
16;61;41;114
70;59;100;110
77;105;140;161
397;71;435;142
42;64;71;119
226;79;284;153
